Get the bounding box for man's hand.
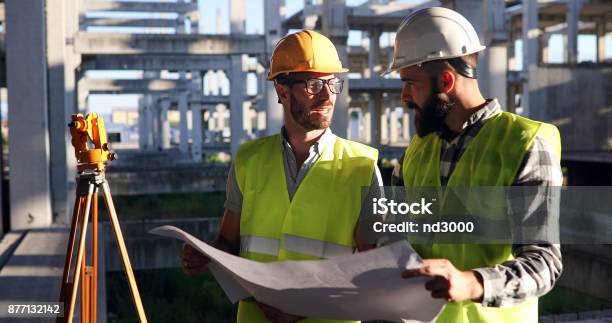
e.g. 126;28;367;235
402;259;484;303
256;302;305;323
180;243;210;275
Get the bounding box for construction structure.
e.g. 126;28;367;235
0;0;610;321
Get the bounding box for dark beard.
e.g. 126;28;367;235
289;93;332;130
408;91;454;138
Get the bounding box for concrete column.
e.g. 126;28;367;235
322;0;349;138
264;0;284;135
303;0;318;30
566;0;582;65
597;17;607;63
154;101;161;147
217;70;226;95
216;105;226;132
191;101;203;162
369;92;381;147
368;28;381;78
138;97;147;150
363;105;371;144
482;0;508;108
191;70;202;94
390;108;398;144
77;77;89;113
64;0;80;224
161;99;171;149
257;110;267;132
208;108;216;131
522;0;538;117
381;110;389;145
402;108;409;140
46;0;74;223
451;0;486;92
243;101;253;137
6;0;53;229
178;91;189;153
230;0;246;34
155;100;164;151
540;33;551;64
230;55;248;156
145;98;155;151
0;89;3;235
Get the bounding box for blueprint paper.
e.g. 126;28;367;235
150;225;445;322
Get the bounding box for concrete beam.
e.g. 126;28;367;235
74;33;266;55
348;78;402;92
283;1;441;31
6;0;53;229
80;54;232;71
190;94;258;105
83;79;190;94
82;1;198;14
82;17;182;28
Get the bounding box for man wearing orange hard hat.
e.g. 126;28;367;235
181;30;383;323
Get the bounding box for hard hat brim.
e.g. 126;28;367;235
267;67;349;81
380;45;486;76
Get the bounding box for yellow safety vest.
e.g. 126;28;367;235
235;133;378;323
402;112;561;323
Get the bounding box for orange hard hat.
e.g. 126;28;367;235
267;30;349;80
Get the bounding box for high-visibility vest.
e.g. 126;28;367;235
234;133;378;323
402;111;561;323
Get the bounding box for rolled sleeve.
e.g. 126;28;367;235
224;162;243;213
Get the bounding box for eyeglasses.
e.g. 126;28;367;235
281;77;344;95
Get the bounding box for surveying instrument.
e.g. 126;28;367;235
58;113;147;323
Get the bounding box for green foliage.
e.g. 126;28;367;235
107;268;236;323
102;192;226;220
205;152;231;164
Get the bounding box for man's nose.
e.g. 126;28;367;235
319;82;333;99
401;83;412;103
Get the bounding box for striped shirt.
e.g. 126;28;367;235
391;99;563;307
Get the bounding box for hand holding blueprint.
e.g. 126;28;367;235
150;225;445;322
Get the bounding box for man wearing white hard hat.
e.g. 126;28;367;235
181;30;383;323
386;7;563;323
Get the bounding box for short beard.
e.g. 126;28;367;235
289;93;333;130
408;88;454;137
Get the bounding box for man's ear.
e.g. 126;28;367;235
275;82;290;104
438;70;456;94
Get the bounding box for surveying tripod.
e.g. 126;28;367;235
57;113;147;323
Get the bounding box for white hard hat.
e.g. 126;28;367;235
383;7;486;75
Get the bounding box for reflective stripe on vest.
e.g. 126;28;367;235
240;236;279;257
283;234;354;258
240;234;355;259
235;133;378;323
402;111;561;323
